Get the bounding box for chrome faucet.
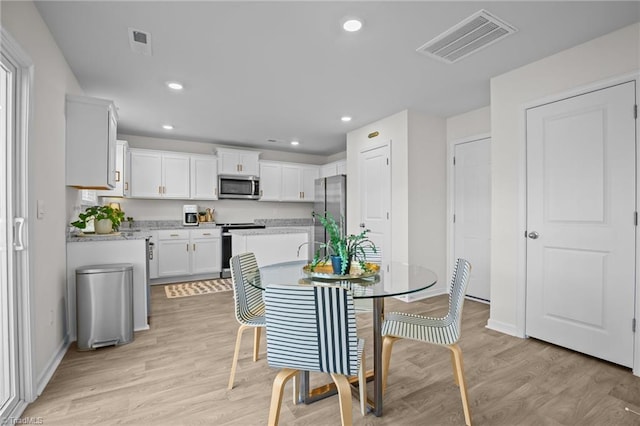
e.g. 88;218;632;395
297;241;309;258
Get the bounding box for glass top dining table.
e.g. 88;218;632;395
247;259;438;417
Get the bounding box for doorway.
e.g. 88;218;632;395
525;81;636;367
452;137;491;301
0;27;33;421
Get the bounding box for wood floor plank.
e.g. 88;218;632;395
19;288;640;425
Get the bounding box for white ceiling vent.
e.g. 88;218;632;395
416;9;517;64
128;27;152;56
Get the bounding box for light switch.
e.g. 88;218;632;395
37;199;45;219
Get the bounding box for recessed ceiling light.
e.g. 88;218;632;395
341;116;352;122
166;81;183;90
162;124;174;130
290;141;300;146
343;19;362;32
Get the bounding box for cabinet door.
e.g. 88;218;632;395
129;150;163;198
162;153;190;198
281;165;302;201
218;151;240;174
320;163;337;178
259;162;282;201
335;160;347;175
300;165;318;201
106;110;118;188
239;152;260;175
96;140;127;197
191;235;221;274
158;238;190;276
191;155;218;200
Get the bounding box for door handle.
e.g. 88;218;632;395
528;231;540;239
14;217;25;251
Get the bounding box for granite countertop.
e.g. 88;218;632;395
67;231;151;243
229;227;311;236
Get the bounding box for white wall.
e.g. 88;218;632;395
1;1;83;388
489;23;640;334
446;106;491;142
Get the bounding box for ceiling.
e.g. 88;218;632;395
34;1;640;156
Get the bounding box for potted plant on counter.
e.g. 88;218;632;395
311;212;378;275
71;205;125;234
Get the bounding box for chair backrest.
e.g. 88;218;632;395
230;253;265;324
444;258;472;330
264;284;360;376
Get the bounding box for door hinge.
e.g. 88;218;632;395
386;212;389;220
453;156;456;166
635;211;638;226
633;318;636;333
634;104;638;119
386;157;389;166
453;214;456;223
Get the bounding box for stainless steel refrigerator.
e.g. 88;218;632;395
313;174;347;258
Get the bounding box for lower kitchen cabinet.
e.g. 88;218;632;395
157;228;221;278
231;229;310;267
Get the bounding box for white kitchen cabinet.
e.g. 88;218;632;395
66;95;118;189
157;228;221;278
190;229;221;274
129;149;190;199
320;159;347;178
190;154;218;200
217;148;260;175
259;161;281;201
157;230;191;277
232;229;310;266
96;140;129;197
259;160;318;202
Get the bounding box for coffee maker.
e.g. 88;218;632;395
183;204;199;226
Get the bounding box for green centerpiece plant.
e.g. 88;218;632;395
71;205;125;234
311;212;378;275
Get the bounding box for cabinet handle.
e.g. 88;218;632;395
215;187;218;196
163;186;166;194
193;243;196;251
301;191;304;199
186;243;189;251
125;182;128;190
158;186;162;194
203;233;211;236
260;189;263;196
170;233;179;237
115;171;120;182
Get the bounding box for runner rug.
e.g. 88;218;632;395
164;278;233;298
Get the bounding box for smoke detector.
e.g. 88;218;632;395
416;9;517;64
128;27;152;56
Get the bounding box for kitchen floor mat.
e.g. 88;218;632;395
164;279;233;298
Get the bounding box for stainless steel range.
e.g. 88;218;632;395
220;223;265;278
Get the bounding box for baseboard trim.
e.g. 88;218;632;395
486;318;523;337
36;334;70;396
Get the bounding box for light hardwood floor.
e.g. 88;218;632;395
21;285;640;425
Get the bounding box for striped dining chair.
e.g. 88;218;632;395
381;258;473;426
227;252;266;390
264;284;367;426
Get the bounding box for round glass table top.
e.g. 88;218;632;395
248;260;438;299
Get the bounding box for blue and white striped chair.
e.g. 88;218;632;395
381;258;473;426
264;284;367;426
227;253;266;390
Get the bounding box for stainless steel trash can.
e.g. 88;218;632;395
76;263;134;350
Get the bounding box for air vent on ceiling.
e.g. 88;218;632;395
416;9;517;64
128;27;152;56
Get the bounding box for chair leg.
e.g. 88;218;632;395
381;336;399;394
330;373;353;426
292;371;299;404
451;351;459;386
448;344;472;426
228;324;250;390
268;368;298;426
253;327;262;362
358;351;367;416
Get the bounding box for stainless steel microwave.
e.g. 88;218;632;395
218;174;260;200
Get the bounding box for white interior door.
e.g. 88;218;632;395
453;138;491;301
526;81;636;367
359;144;390;282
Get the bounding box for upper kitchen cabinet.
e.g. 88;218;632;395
319;159;347;178
259;160;318;202
217;148;260;175
96;140;129;198
129;149;190;199
66;95;118;189
190;154;218;200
